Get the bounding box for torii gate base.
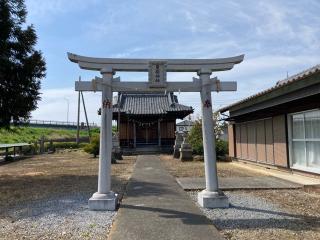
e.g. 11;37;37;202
198;190;229;208
68;53;244;210
89;192;118;210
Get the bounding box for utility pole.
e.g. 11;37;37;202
76;76;81;144
81;91;91;140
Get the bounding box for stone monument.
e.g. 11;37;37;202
112;132;122;160
173;131;183;158
179;131;193;161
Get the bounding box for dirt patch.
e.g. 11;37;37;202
160;154;263;178
0;150;136;214
252;189;320;218
21;172;46;176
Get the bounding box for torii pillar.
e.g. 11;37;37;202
198;69;229;208
88;68;118;210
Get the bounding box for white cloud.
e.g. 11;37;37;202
182;9;218;34
255;2;294;37
298;25;320;49
225;54;320;79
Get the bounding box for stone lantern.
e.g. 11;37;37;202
173;131;183;158
179;131;193;161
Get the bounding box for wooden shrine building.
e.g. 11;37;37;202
112;92;193;149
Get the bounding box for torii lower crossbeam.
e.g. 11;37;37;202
75;78;236;92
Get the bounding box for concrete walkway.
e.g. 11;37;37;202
231;162;320;186
108;155;223;240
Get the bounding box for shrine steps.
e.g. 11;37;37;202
122;146;172;155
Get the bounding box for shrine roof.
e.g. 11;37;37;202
113;92;193;116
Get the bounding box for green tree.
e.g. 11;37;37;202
213;111;227;139
188;119;228;158
0;0;46;128
188;120;203;155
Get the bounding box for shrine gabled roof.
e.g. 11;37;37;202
113;92;193;116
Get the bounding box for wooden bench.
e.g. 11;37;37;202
0;143;31;160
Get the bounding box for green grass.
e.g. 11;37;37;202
0;126;99;144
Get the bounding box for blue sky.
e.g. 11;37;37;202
25;0;320;124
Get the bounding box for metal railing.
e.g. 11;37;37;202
13;119;98;128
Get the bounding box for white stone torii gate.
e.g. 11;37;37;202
68;52;244;210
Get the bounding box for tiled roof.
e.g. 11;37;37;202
113;92;193;115
177;120;194;126
219;64;320;113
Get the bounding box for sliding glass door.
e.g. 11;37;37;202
289;109;320;173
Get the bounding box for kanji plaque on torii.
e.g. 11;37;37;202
148;61;167;88
68;52;244;211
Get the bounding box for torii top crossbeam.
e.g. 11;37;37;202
68;52;244;93
68;52;244;72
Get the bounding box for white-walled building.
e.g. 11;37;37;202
176;120;194;132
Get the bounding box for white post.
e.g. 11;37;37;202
133;122;136;148
76;76;81;144
158;119;161;147
88;67;118;211
197;68;229;208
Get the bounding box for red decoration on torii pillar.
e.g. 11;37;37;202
103;99;112;109
203;99;212;108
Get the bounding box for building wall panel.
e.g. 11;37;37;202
235;124;241;158
256;120;266;163
120;122;128;139
228;124;235;157
247;122;256;161
119;121;134;146
273;115;288;167
161;120;175;139
240;123;248;159
265;118;274;164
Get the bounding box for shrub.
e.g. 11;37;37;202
83;135;117;163
51;142;86;149
216;139;228;159
4;156;14;161
188;120;229;159
41;142;86;152
84;135;100;158
22;143;38;155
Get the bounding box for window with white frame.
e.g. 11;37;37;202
289;109;320;172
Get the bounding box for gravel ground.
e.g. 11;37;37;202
0;151;136;240
188;191;320;240
1;193;116;240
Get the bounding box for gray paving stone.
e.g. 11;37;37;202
109;155;224;240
